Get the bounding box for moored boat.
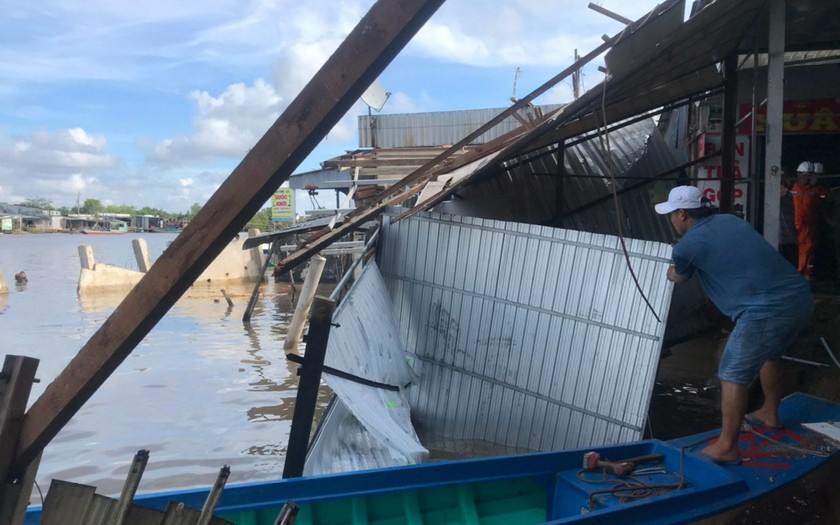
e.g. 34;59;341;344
81;228;127;235
24;393;840;524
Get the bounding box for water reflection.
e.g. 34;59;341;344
0;233;335;503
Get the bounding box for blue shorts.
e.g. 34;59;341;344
718;308;812;385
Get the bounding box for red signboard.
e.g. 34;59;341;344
738;98;840;135
698;133;749;213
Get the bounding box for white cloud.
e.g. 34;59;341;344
148;79;283;164
0;128;115;205
0;0;668;212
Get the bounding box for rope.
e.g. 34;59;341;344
742;422;831;458
579;448;686;510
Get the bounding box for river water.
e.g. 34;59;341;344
0;232;321;503
1;232;832;523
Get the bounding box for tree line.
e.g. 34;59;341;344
21;198;274;231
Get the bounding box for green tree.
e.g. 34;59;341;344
187;202;202;219
105;204;138;215
22;197;53;209
82;198;103;215
245;208;273;232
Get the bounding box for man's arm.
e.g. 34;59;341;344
667;265;689;283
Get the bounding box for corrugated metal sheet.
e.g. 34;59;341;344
359;105;564;149
288;166;348;191
433;119;710;344
305;263;427;475
379;211;673;452
436;119;676;242
738;50;840;69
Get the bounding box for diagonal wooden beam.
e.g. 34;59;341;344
13;0;446;471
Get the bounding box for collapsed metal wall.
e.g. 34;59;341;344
379;210;673;452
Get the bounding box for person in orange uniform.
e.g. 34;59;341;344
790;161;827;279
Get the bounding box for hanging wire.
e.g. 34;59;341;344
595;70;661;323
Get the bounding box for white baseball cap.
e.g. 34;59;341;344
813;162;824;174
654;185;703;215
797;161;813;173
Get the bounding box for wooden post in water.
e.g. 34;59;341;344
0;355;40;525
284;255;327;351
282;296;335;479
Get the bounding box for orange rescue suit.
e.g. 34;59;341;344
791;181;826;277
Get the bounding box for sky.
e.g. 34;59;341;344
0;0;670;215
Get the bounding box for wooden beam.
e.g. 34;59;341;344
0;356;39;483
282;296;336;479
14;0;446;472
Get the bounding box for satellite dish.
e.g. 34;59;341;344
361;78;390;112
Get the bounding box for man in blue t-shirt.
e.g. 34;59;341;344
655;186;812;465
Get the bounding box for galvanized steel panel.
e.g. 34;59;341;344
359;105;563;149
305;263;428;475
379;211;673;452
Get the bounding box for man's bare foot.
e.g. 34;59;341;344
699;443;740;465
745;410;783;429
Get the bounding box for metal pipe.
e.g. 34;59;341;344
820;337;840;368
196;465;230;525
112;449;149;525
330;227;380;302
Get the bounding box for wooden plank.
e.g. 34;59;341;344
0;355;39;523
124;504;167;525
40;480;96;525
0;356;39;481
86;493;118;525
282;296;336;479
0;452;40;525
14;0;447;472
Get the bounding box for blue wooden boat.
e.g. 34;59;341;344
25;393;840;524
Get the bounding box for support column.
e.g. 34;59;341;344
720;52;738;214
554;142;566;228
132;239;152;273
283;297;336;479
762;0;785;247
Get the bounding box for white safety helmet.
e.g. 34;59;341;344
796;161;813;173
813;162;824;174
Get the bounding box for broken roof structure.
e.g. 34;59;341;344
5;0;840;503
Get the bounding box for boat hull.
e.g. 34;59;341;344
24;394;840;524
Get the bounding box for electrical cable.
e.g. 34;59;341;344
34;479;44;506
595;69;661;323
578;448;686;510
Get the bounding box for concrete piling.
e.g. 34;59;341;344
132;239;152;273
